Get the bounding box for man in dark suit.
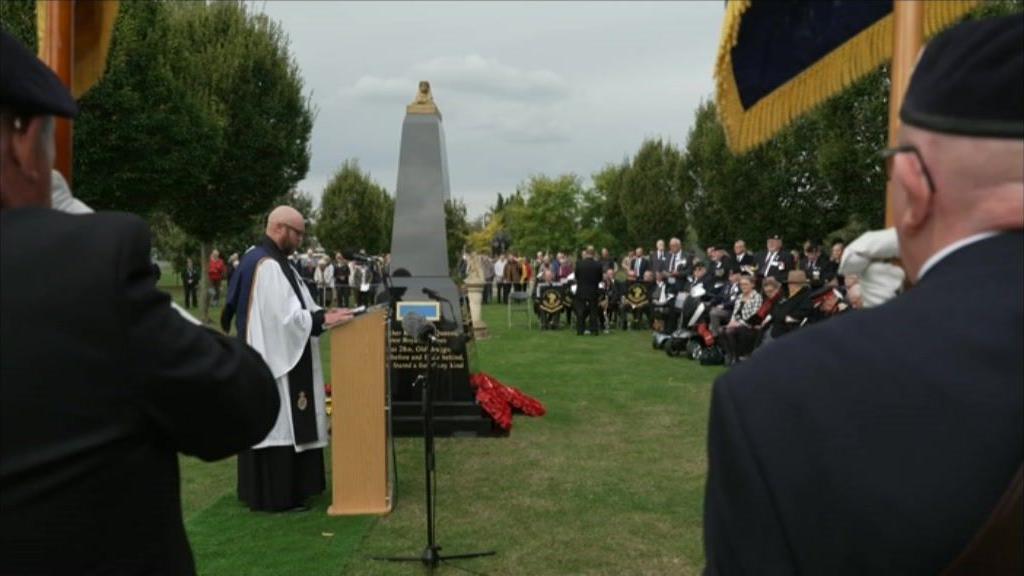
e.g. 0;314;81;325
800;241;827;288
630;246;650;279
756;234;794;286
651;239;669;273
574;246;604;336
732;239;756;274
181;257;201;308
0;31;279;576
704;16;1023;575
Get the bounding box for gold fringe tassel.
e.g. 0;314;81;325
715;0;980;154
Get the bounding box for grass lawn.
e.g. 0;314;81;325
166;277;720;575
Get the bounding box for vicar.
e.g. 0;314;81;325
222;206;353;512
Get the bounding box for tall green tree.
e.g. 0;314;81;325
620;139;687;249
444;198;470;274
164;1;312;245
317;160;392;255
590;161;631;253
163;1;311;320
504;174;582;256
73;0;221;217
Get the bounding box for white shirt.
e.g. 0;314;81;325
494;258;507;279
918;231;1000;280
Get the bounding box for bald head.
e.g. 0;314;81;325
892;125;1023;282
266;205;306;255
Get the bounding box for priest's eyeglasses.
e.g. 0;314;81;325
879;145;936;195
282;223;305;238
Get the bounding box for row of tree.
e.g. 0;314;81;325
468;71;886;260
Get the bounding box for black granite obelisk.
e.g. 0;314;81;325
388;82;494;437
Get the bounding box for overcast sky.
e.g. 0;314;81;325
259;1;725;218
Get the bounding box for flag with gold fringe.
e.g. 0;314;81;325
715;0;978;153
36;0;119;98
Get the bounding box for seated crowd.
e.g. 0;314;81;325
478;234;862;365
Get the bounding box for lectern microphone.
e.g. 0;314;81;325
421;287;449;302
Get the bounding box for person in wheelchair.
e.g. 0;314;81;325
650;271;678;334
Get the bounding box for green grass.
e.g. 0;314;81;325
177;297;719;575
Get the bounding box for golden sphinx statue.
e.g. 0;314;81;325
407;80;440;116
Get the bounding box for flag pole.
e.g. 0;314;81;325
39;0;76;185
885;0;924;227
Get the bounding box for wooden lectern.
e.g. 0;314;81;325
327;307;392;515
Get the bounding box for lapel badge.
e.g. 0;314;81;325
297;390;309;411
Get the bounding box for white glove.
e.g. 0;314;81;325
840;228;904;308
171;301;203;326
50;170;93;214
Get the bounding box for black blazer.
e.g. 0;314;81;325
575;258;604;298
630;257;650;279
1;208;279;576
704;232;1024;575
757;250;794;283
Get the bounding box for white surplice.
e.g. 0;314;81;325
245;257;328;452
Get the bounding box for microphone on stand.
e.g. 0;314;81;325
421;287;449;302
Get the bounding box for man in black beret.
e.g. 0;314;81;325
756;233;794;287
0;30;279;576
704;14;1023;575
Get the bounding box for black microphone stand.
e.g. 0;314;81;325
376;325;495;569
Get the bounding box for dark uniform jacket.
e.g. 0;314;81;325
704;232;1024;575
800;255;827;288
733;251;756;273
757;250;794;284
181;265;200;288
630;256;650;279
0;208;280;576
651;250;670;273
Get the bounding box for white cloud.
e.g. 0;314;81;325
413;54;569;102
338;75;413;100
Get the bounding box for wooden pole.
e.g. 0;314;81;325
885;0;924;227
39;0;76;185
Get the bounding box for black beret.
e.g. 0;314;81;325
901;14;1023;139
0;29;78;118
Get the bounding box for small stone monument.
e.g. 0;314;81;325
464;253;489;340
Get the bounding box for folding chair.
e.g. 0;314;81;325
507;290;533;329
